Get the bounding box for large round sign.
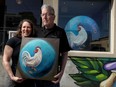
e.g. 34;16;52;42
65;16;100;50
19;39;56;79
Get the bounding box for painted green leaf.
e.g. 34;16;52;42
84;70;100;74
83;73;107;81
96;74;107;81
86;58;99;70
69;57;110;87
97;59;109;76
70;73;88;82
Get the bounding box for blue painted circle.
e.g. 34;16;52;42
19;39;56;79
65;16;100;50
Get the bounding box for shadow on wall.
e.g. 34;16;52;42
91;46;106;51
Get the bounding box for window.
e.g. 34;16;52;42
58;0;116;57
5;0;42;26
1;0;43;51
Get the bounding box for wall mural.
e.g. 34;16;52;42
68;57;116;87
62;15;116;87
100;61;116;87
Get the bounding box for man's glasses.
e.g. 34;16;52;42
41;13;54;17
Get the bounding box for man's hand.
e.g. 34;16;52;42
52;71;63;84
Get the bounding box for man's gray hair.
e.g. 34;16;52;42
41;4;55;15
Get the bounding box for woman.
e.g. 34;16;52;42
2;19;36;87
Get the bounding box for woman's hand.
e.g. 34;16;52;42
11;76;25;83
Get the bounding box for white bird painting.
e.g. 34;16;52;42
22;46;42;71
67;24;88;49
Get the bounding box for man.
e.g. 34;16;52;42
36;4;70;87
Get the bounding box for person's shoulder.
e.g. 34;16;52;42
55;25;63;29
8;36;21;42
55;25;64;32
6;36;21;47
11;36;21;40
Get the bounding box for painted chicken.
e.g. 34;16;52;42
22;46;42;69
67;24;88;48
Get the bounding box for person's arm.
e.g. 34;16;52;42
52;52;68;84
2;45;24;83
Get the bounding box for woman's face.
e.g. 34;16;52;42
21;21;32;37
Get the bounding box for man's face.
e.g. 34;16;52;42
41;8;55;28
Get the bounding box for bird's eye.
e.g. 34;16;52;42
34;49;38;53
78;26;81;30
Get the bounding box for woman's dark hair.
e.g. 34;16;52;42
16;19;36;37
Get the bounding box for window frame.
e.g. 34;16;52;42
68;0;116;58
